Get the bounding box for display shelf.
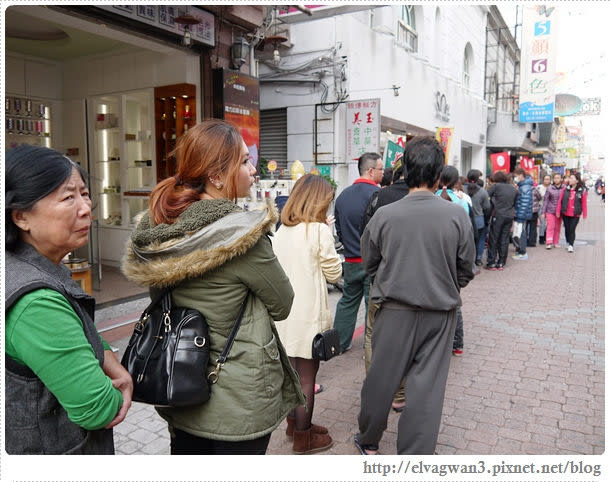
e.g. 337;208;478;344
123;191;151;197
154;83;196;182
5;95;52;148
95;126;121;132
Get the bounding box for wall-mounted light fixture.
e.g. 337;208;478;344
231;36;250;70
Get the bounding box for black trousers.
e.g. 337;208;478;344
526;212;538;246
170;427;271;455
487;215;512;266
562;215;580;246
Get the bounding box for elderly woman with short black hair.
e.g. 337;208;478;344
5;145;132;454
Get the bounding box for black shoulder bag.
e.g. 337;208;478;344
121;290;249;407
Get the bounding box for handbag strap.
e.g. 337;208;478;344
207;291;250;384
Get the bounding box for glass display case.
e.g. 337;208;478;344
123;91;155;224
5;95;52;150
88;89;155;265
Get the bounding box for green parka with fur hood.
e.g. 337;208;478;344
122;198;305;441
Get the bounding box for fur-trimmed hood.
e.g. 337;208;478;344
122;199;278;288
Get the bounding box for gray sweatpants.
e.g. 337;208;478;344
358;304;457;454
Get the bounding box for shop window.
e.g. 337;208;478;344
398;5;418;52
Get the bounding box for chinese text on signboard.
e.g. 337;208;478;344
346;99;380;160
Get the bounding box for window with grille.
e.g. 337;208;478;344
398;6;418;52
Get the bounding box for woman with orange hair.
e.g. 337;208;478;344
122;119;304;454
272;174;342;454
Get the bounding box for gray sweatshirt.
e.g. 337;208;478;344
361;191;475;311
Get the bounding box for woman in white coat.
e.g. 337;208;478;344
272;174;342;454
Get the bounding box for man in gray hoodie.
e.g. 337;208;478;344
355;136;475;455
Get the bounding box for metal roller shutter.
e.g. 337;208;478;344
260;108;287;169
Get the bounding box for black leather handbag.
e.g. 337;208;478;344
121;290;249;407
312;328;340;361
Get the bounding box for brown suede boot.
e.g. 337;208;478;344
285;416;329;438
292;427;333;454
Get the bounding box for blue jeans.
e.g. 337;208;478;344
333;261;370;351
476;225;487;262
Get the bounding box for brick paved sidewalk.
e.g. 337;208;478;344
113;201;605;455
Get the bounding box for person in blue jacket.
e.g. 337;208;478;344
512;167;533;261
333;152;382;353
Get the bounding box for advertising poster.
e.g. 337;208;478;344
346;98;381;160
435;127;453;164
213;69;260;168
518;5;558;123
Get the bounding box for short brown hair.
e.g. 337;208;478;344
280;174;334;226
149;119;244;225
491;171;508;183
513;167;526;177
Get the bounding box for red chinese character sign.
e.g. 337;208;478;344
346;99;380;160
490;152;510;173
520;156;539;180
521;157;535;170
435;127;454;165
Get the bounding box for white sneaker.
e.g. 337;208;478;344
568;245;574;253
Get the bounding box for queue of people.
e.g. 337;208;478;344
4;123;589;456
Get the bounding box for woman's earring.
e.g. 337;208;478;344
209;177;223;190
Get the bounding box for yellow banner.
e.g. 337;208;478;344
435;127;454;165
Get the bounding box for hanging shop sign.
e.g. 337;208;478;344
518;5;558;123
434;91;450;122
554;94;583;117
490;152;510;174
212;69;260;168
435;127;454;165
97;5;215;47
346;98;381;160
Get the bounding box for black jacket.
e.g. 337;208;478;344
488;183;518;218
359;179;410;235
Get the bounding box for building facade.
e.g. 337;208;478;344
257;5;491;190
